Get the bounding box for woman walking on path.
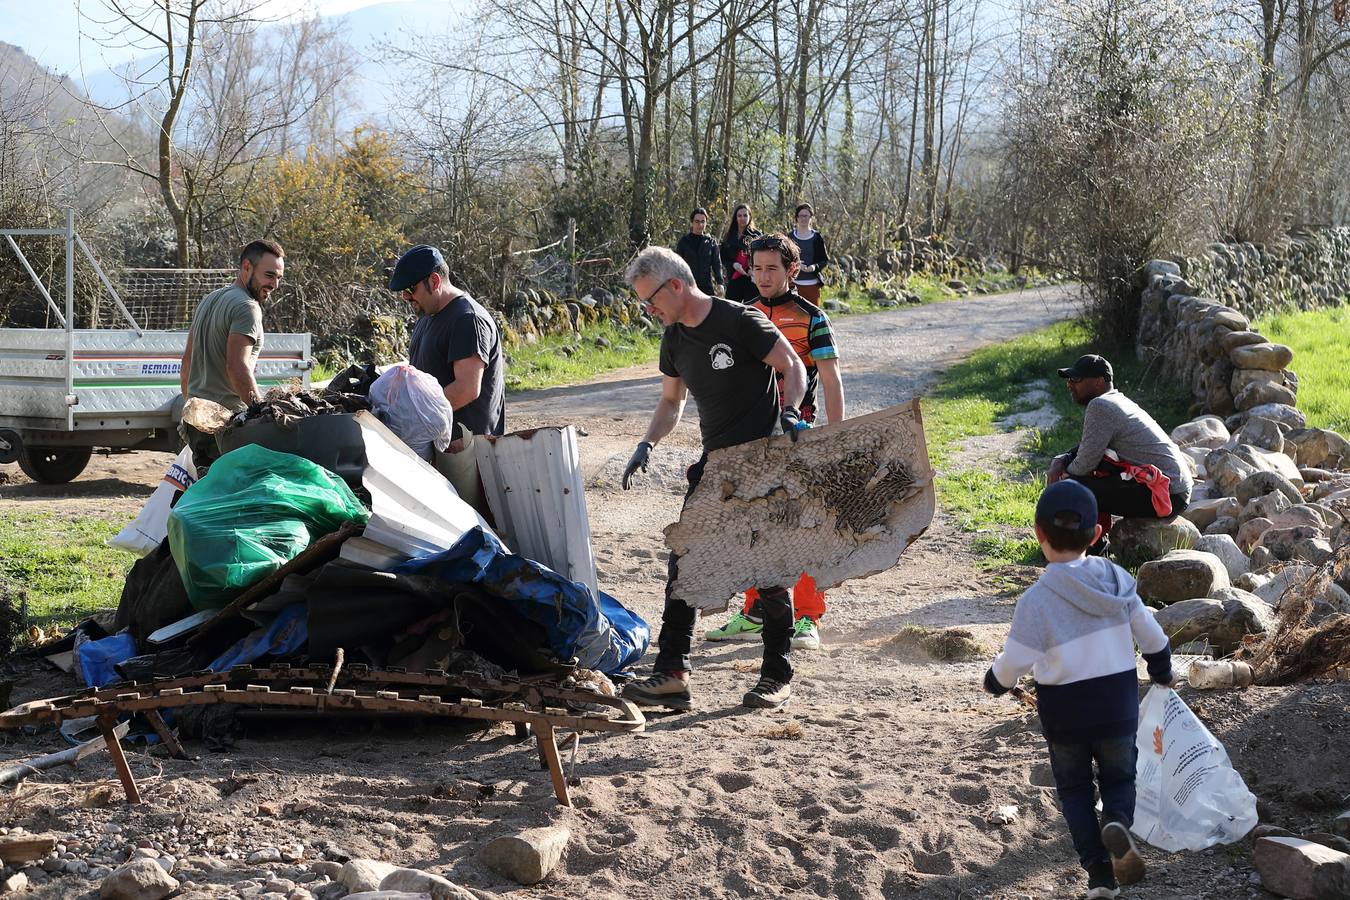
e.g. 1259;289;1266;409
789;203;830;304
721;203;762;302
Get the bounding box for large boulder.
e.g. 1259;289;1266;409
1136;549;1231;605
1152;589;1271;654
1242;403;1307;431
480;826;571;885
1194;533;1250;581
1285;428;1350;469
1253;835;1350;899
1240;444;1306;486
1236;416;1284;453
1218;329;1269;355
1205;515;1240;536
1109;516;1201;564
1235;471;1303;506
1240;491;1292;524
1171;416;1230;449
100;858;179;900
1247;563;1316;607
1269;505;1331;531
1229;341;1294;371
1235;379;1297;411
1257;525;1323;561
1205;448;1260;496
1236;516;1275;553
1181;497;1232;531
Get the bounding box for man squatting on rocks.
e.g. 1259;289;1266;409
619;246;810;711
1047;354;1193;549
705;232;846;652
985;479;1174;900
387;244;506;509
179;239;285;476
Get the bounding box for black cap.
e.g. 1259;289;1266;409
1035;480;1098;533
1056;354;1113;381
388;245;445;292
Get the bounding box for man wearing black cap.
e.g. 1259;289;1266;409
388;245;505;439
1048;355;1192;541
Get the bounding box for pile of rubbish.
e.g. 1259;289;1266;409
30;364;649;747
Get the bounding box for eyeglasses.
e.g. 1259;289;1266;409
640;280;670;309
402;276;427;301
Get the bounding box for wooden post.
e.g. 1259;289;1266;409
567;218;578;300
97;715;142;804
534;722;571;807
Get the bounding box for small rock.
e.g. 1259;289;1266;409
372;823;398;838
479;826;571;885
265;879;297;894
1229;342;1294;371
1136;549;1230;605
987;805;1019;827
1293;538;1333;566
1172;416;1230;449
99;857;179;900
1333;811;1350;839
1237;416;1285;453
1236;516;1274;553
0;873;27;894
1205;515;1239;537
340;859;400;893
248;848;283;865
309;862;343;881
343;892;432;899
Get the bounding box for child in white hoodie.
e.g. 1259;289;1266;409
984;480;1173;900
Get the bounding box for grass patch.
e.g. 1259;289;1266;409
0;510;134;630
882;625;985;661
1254;305;1350;434
505;323;662;392
923;319;1192;565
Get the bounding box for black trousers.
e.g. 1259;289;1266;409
651;455;794;683
1068;472;1190;519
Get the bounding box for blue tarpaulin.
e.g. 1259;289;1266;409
206;603;309;672
393;527;649;674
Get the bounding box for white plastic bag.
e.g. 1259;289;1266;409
109;446;196;556
369;364;454;459
1132;684;1257;851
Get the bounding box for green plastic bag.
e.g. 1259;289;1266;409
168;443;369;609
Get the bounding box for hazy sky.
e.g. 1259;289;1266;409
1;0;381;74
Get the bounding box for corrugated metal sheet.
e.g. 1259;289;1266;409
354;411;498;560
475;426;598;598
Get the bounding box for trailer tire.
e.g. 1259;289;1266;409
17;446;93;484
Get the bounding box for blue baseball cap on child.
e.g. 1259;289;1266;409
1035;480;1098;533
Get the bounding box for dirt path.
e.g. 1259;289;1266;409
3;284;1346;900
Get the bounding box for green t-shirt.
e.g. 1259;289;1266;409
185;284;264;411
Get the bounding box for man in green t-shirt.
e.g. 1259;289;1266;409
179;239;285;472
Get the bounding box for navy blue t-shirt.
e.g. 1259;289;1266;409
658;297;780;451
408;294;506;436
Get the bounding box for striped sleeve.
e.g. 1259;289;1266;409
807;309;838;362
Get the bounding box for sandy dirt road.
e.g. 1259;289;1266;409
3;284;1347;900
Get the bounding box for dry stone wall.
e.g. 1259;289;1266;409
1123;235;1350;663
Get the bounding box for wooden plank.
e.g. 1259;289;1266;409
534;722;571;807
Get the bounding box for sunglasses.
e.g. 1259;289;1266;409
402;276;428;301
640;280;670;309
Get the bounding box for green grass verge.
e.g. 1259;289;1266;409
505;323;663;392
0;510;135;628
1254;305;1350;434
923;320;1192;566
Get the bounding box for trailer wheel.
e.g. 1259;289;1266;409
17;446;93;484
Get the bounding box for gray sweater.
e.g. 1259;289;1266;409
1066;390;1193;496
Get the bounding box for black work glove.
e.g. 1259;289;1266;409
780;406;808;441
622;441;653;490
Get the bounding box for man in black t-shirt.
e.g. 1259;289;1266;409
619;246;809;711
388;244;506;438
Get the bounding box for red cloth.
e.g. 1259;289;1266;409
1092;450;1174;517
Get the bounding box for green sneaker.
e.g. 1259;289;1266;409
790;617;821;650
704;611;763;642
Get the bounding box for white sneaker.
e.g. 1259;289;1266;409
790;617;821;650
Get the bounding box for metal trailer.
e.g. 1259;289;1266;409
0;210;311;483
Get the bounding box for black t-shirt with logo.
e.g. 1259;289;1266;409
408;294;506;436
658;297;780;451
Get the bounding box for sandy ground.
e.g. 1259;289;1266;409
2;284;1349;900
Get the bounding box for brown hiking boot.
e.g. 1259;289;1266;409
1101;821;1145;885
621;672;692;711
